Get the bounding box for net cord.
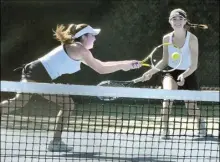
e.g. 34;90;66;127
1;81;219;102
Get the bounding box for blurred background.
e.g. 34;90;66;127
1;0;219;87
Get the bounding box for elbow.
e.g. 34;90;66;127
97;70;106;74
90;61;107;74
188;66;197;73
193;66;198;71
95;66;107;74
190;64;198;71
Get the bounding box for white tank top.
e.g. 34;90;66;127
39;45;81;80
168;31;191;70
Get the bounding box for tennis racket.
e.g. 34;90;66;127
96;77;143;101
140;43;182;72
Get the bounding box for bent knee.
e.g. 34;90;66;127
162;76;178;90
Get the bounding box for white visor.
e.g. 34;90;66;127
73;25;101;39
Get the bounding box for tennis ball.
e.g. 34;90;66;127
171;52;180;60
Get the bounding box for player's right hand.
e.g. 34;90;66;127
141;72;152;82
121;60;142;71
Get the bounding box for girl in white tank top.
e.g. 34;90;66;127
138;8;208;138
1;23;142;152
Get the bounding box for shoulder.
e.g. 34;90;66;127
68;42;87;53
69;42;91;54
188;32;198;42
67;42;91;60
162;32;173;43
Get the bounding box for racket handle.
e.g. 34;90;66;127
133;76;144;83
141;63;151;67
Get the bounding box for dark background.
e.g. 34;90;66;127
1;0;219;87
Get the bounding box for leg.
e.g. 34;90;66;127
161;99;173;136
1;93;32;114
184;101;207;136
43;94;75;152
161;76;178;137
43;95;75;140
0;80;33;115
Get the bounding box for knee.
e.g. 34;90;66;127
162;76;178;90
10;93;27;101
1;93;22;105
1;99;8;105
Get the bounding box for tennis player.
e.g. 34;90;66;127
0;23;141;152
139;8;208;138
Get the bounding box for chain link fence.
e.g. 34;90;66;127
1;0;219;87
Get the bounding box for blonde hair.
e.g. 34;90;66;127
169;8;208;30
53;23;88;44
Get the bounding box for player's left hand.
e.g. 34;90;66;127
177;74;185;86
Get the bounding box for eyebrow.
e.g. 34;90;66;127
172;16;184;19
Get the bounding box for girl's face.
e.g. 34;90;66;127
169;16;187;30
82;34;96;49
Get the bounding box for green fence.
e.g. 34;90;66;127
1;0;219;87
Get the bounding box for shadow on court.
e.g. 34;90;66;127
192;135;219;142
2;129;219;162
4;152;175;162
4;152;218;162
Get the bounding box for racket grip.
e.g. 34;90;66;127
133;76;144;83
141;63;151;67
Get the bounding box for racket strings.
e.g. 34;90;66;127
143;43;182;72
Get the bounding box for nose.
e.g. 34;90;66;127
174;20;182;25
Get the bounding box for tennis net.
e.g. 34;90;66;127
1;81;219;162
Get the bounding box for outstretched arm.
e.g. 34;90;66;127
80;49;141;74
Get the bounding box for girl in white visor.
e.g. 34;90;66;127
1;23;142;152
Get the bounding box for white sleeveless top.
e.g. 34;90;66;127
168;31;191;70
38;45;81;80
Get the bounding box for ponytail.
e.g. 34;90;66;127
53;24;73;44
185;21;208;30
53;23;89;44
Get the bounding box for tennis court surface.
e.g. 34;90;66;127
1;81;219;162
